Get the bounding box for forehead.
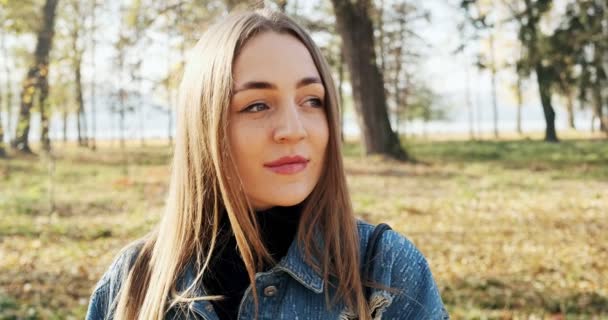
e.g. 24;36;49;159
232;31;321;85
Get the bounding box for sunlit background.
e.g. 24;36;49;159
1;0;607;319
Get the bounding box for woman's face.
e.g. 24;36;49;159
228;31;329;211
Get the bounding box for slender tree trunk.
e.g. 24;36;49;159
75;56;86;146
476;68;483;139
377;0;385;73
70;0;87;148
489;33;499;139
90;0;97;151
566;89;575;129
39;76;51;152
516;74;523;134
393;13;406;139
536;64;558;142
592;83;605;132
80;98;88;146
118;6;128;176
1;32;13;145
592;47;607;133
78;61;88;147
465;56;474;139
12;0;59;153
0;83;6;157
120;90;126;175
329;0;408;160
394;74;400;136
62;109;68;143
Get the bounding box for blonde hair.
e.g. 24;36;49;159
113;9;371;320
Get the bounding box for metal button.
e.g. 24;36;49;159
205;304;214;312
263;285;278;297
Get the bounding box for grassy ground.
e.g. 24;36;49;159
1;137;607;319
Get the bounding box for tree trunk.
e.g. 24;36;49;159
522;0;557;142
489;33;499;139
90;0;97;151
1;32;13;146
592;45;607;133
393;12;407;139
536;64;558;142
62;109;68;143
592;83;606;132
0;83;5;157
516;74;523;134
39;75;51;152
566;89;575;129
465;57;474;139
73;57;84;146
12;0;59;153
75;56;86;146
330;0;408;160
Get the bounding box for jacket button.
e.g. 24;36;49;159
263;285;278;297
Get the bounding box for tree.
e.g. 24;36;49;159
562;0;607;134
1;1;41;152
12;0;60;153
461;0;507;139
0;70;5;157
330;0;408;160
509;0;559;142
405;82;447;138
57;0;89;147
375;1;430;139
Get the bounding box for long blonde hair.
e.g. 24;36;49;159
113;9;371;320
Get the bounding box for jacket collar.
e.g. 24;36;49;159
274;232;324;293
175;235;324;320
177;229;325;297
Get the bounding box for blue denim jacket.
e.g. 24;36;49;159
86;220;449;319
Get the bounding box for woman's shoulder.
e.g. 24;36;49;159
93;239;145;292
85;239;145;320
356;219;449;319
356;219;425;265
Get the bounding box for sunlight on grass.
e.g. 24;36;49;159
1;138;607;319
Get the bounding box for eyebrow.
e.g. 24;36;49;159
232;76;323;95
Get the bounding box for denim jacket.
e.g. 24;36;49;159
85;220;449;319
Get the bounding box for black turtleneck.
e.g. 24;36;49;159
202;204;302;320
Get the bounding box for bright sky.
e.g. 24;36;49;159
1;0;594;141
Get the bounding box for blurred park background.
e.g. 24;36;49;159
0;0;607;319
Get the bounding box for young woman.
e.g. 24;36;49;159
86;9;448;320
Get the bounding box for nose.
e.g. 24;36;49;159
273;102;307;143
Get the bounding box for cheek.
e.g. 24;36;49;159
312;115;330;157
228;122;263;178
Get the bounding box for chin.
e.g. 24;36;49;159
268;189;311;207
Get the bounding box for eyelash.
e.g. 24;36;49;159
241;98;324;113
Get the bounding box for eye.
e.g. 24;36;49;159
241;102;269;113
303;97;324;108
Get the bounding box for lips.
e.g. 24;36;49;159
264;155;309;175
264;155;308;167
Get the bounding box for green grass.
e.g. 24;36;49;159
1;138;607;319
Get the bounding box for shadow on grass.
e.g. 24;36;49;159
0;265;94;319
344;166;460;180
404;139;608;180
443;276;608;315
